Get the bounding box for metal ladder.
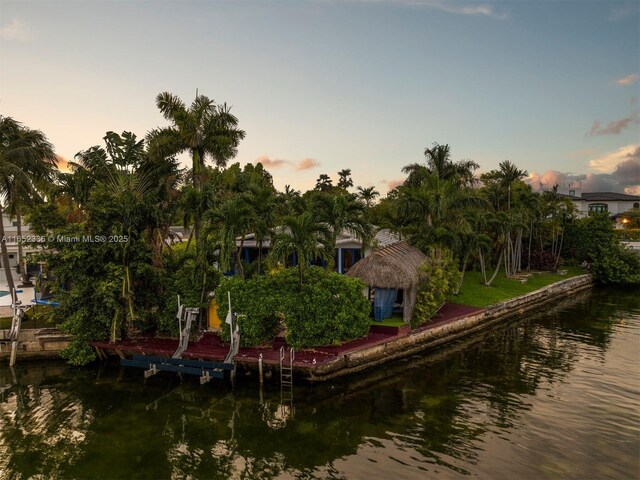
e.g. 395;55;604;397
279;346;294;387
7;289;26;367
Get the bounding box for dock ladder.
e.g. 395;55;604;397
279;346;294;387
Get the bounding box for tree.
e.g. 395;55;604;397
357;186;380;207
147;92;245;254
337;169;353;190
403;143;478;187
315;174;333;192
312;193;373;269
0;116;56;293
269;213;332;286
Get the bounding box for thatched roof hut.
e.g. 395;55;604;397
347;242;426;322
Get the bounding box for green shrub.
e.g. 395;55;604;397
217;267;371;349
614;228;640;241
413;249;460;328
591;244;640;285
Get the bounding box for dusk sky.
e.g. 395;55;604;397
1;0;639;193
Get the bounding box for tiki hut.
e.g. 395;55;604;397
346;241;426;322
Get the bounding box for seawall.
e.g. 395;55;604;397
0;328;71;361
304;274;593;381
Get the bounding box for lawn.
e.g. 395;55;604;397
370;316;406;327
449;266;587;308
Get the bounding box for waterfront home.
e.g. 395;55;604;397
560;191;640;226
346;241;426;322
226;228;401;275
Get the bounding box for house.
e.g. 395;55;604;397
559;191;640;227
346;241;427;322
227;228;401;275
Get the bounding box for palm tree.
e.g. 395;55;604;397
147;92;245;249
356;186;380;207
337;169;353;190
315;174;333;191
312;193;373;269
205;195;255;280
269;213;332;286
0;116;55;294
246;184;280;275
403;143;479;187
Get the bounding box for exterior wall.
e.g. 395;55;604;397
0;328;71;360
572;199;639;217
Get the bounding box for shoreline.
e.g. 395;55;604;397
2;274;594;379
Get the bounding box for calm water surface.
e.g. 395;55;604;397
1;288;639;479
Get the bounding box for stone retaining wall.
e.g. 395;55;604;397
306;274;593;381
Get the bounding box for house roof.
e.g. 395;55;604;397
580;192;640;202
346;241;426;289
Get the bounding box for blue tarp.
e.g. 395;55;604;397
374;288;398;321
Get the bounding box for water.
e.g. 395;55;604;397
1;288;638;479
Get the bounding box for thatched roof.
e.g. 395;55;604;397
346;241;426;289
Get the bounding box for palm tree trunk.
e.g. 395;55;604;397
16;209;29;284
0;205;16;294
236;236;246;280
454;253;469;295
527;220;533;270
486;250;503;286
479;248;487;285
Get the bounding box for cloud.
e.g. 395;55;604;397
588;144;639;172
527;145;640;195
587;110;639;136
426;1;507;19
254;155;290;168
385;178;406;189
0;18;34;42
610;2;640;21
616;73;639;86
296;158;320;170
254;155;319;171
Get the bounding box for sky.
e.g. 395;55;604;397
1;0;639;194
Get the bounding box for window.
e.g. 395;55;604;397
569;190;575;196
588;203;608;214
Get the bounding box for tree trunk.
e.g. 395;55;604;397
527;220;533;270
454;253;469;295
479;248;487;285
0;205;16;294
486;250;503;286
236;235;246;280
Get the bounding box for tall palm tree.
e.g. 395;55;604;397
269;213;332;286
337;169;353;190
312;193;373;269
403;143;479;187
246;184;280;275
0;116;55;293
147;92;245;249
356;186;380;207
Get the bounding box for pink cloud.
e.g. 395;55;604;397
588;110;639;136
616;73;639;86
296;158;320;170
385;178;405;189
254;155;290;168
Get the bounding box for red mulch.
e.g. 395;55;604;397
92;302;485;368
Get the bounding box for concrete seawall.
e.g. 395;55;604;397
305;274;593;381
0;328;71;361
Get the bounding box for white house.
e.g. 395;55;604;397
560;191;640;225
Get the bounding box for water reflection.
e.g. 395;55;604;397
0;288;638;479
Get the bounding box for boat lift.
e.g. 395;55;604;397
120;293;240;384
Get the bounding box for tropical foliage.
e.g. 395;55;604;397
6;102;638;365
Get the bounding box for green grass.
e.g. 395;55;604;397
449;266;587;308
370;316;406;327
0;317;12;329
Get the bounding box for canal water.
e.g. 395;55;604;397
1;288;638;479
